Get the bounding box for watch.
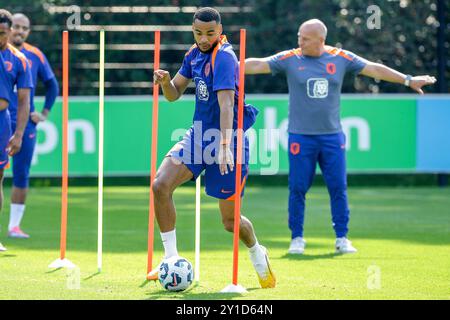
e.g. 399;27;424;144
404;75;412;87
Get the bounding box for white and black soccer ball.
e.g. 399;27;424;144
158;256;194;292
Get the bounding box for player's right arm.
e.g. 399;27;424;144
153;70;190;102
7;88;30;156
244;58;272;74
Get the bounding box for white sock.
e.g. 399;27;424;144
248;240;262;257
9;204;25;231
161;229;178;258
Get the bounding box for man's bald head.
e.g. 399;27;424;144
12;13;30;25
297;19;328;57
299;19;327;40
10;13;30;48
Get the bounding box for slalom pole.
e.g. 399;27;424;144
147;30;161;278
49;31;75;269
220;29;247;293
97;29;105;273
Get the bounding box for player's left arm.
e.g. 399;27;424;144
8;55;32;156
31;51;59;124
359;61;437;94
217;89;235;176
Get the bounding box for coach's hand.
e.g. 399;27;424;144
7;133;23;156
153;70;171;86
218;144;234;175
410;75;437;94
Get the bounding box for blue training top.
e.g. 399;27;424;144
268;46;367;135
178;35;258;133
0;53;10;103
0;44;33;109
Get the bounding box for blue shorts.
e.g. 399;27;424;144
0;109;11;169
168;125;249;200
11;122;37;188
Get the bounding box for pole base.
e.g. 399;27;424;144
48;258;76;269
220;284;247;293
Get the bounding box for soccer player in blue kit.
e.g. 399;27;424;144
245;19;436;255
0;51;10;252
6;13;59;239
148;7;276;288
0;9;32;252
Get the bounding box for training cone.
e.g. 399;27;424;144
48;258;76;269
220;284;248;294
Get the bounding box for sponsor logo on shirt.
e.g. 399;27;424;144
204;62;211;77
196;79;209;101
307;78;329;99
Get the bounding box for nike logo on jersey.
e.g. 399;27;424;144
221;189;233;194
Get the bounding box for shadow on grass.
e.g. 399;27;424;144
45;267;63;274
84;271;101;281
0;254;17;258
143;282;258;300
280;252;341;261
145;291;244;301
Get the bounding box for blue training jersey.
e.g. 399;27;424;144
178;35;257;132
8;42;54;124
0;53;10;103
0;44;33;112
268;46;367;134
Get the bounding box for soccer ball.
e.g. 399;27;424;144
158;256;194;292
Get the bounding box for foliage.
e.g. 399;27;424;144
2;0;447;95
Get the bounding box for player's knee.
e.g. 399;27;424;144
0;169;4;181
290;183;308;196
327;183;347;196
152;177;171;198
222;218;235;233
13;174;28;189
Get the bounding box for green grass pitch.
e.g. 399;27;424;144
0;185;449;300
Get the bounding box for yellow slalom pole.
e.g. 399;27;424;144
97;29;105;273
194;176;201;283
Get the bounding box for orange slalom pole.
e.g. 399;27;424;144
60;30;69;260
147;30;161;276
232;29;246;286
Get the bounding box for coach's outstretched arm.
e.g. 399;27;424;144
153;70;191;101
359;61;436;94
243;58;272;75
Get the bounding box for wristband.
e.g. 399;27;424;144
404;75;412;87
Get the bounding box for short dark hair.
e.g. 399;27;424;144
193;7;221;24
0;9;13;27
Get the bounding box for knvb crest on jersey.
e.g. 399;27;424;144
197;79;209;101
4;61;13;72
307;78;329;99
